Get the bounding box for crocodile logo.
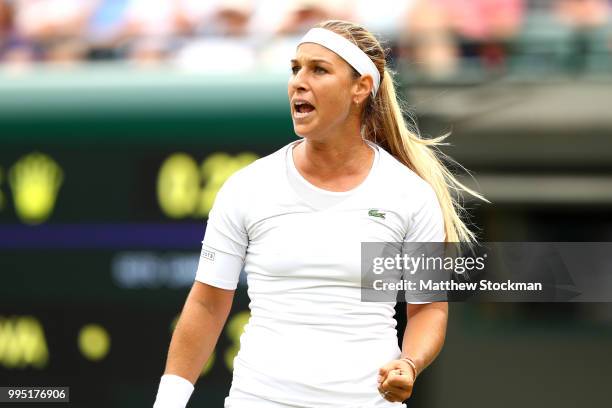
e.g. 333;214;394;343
368;209;386;219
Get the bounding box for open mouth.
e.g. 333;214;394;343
294;101;316;118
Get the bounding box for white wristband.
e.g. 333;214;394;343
153;374;194;408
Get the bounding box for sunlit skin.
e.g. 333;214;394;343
288;43;376;192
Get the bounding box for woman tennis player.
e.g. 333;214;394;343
154;20;482;408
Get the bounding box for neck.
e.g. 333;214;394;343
294;126;373;179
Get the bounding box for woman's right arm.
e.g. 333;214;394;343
155;169;248;407
154;281;235;407
164;281;235;382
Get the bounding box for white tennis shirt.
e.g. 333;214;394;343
196;140;445;408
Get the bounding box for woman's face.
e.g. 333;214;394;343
288;43;361;140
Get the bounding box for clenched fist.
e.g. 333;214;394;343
377;359;416;403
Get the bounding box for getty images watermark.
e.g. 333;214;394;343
371;251;541;292
361;242;612;302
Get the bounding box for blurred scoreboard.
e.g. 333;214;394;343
0;69;294;407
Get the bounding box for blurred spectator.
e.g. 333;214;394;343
174;0;219;35
86;0;130;59
446;0;525;70
351;0;416;37
122;0;255;66
556;0;610;27
0;0;10;38
13;0;97;64
0;0;14;50
276;0;351;35
401;0;525;79
444;0;525;42
254;0;353;73
206;0;255;37
172;0;257;72
120;0;181;39
14;0;96;40
553;0;612;72
0;0;37;66
400;0;459;79
118;0;182;65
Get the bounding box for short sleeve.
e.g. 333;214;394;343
402;185;446;303
195;175;248;290
403;185;445;243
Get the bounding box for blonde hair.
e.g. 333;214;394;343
315;20;487;243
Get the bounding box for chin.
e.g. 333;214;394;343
293;124;312;139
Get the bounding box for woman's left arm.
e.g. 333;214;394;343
378;302;448;403
401;302;448;374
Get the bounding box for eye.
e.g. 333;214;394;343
291;66;300;75
314;66;327;74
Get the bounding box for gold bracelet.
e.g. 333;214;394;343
400;357;418;380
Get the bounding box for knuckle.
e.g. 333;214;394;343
389;378;402;387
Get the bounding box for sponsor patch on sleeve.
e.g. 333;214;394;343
200;248;216;263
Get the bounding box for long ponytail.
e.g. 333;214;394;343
317;20;488;243
368;68;487;243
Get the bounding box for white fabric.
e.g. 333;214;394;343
196;243;244;290
298;28;381;97
153;374;194;408
195;140;445;407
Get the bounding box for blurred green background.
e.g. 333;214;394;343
1;0;612;407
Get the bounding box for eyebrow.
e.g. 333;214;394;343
290;58;332;65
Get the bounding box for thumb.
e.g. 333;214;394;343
378;360;399;380
378;366;388;384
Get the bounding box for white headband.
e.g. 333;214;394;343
297;27;381;97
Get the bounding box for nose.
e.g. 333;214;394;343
288;69;309;94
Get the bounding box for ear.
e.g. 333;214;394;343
352;74;374;104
